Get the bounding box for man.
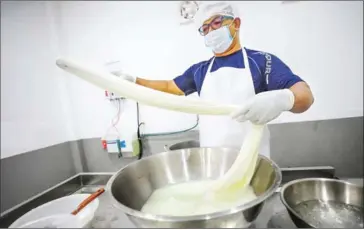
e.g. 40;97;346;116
113;2;314;158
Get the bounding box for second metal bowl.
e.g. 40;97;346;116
280;178;363;228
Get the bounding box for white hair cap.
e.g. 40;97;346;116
194;1;239;28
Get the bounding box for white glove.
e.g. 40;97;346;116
105;62;136;83
110;70;136;83
231;89;295;125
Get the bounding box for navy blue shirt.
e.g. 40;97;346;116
173;48;303;95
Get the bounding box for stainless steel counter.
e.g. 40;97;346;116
1;167;362;228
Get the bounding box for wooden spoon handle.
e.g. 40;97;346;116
71;188;105;215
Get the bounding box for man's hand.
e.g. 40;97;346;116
105;62;136;83
104;62;184;96
231;89;295;125
110;70;136;83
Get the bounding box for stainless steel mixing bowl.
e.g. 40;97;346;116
280;178;363;228
106;147;282;228
164;140;200;151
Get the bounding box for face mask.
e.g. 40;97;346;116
204;25;236;54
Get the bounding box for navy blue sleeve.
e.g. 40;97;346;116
173;65;198;96
265;53;304;91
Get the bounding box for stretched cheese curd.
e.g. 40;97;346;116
56;58;265;217
141;180;257;216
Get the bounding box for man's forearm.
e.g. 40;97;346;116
289;81;314;113
136;78;169;92
135;78;184;95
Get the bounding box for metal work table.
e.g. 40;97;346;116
0;167;362;228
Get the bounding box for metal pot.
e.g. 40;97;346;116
280;178;363;228
164;140;200;151
106;147;282;228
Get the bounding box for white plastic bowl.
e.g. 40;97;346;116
17;214;83;228
9;194;99;228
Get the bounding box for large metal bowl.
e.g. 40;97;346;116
106;147;282;228
164;140;200;151
280;178;363;228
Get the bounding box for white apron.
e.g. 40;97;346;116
199;48;270;158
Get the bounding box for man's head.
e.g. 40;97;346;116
195;2;241;55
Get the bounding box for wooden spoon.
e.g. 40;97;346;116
71;188;105;215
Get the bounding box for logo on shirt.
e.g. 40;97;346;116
264;53;272;85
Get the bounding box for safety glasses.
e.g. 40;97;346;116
198;15;234;36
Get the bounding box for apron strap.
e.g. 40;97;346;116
242;48;251;72
207;57;215;74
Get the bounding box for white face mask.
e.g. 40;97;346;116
204;25;235;54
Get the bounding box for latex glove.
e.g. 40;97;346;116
105;62;136;83
231;89;295;125
110;70;136;83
